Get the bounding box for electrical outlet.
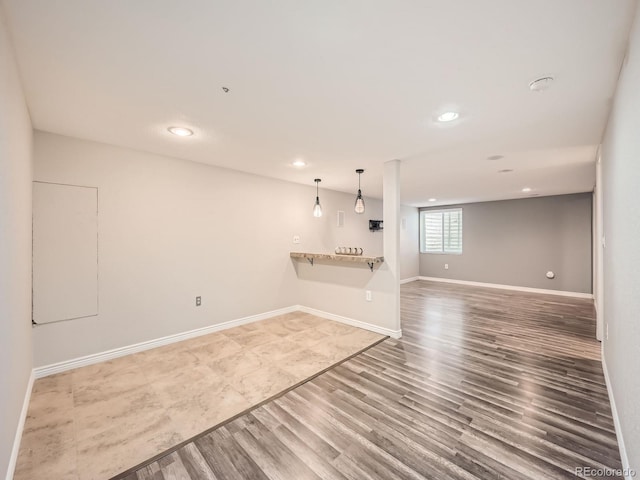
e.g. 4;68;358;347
444;263;449;270
366;290;372;302
196;296;201;306
293;235;301;244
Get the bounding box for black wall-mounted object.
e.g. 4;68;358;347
369;220;383;232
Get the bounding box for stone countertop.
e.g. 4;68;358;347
290;252;384;264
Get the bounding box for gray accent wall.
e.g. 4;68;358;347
601;3;640;472
0;8;33;479
419;194;593;293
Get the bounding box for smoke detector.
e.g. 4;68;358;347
529;76;554;92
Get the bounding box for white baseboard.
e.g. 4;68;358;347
6;370;34;480
33;306;299;378
400;276;420;285
297;305;402;339
601;343;633;479
417;276;594;299
32;304;397;378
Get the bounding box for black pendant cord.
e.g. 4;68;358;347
356;169;364;194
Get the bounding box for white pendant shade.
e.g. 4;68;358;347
313;179;323;217
354;192;365;214
354;169;365;214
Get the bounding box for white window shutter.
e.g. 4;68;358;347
420;208;462;254
424;212;443;252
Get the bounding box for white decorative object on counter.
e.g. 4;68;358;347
333;246;364;256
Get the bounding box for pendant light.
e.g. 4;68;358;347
354;169;365;214
313;179;323;217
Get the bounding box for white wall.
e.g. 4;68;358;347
33;132;401;365
295;160;402;335
292;181;388;325
0;7;33;479
400;205;419;280
291;174;388;328
600;4;640;473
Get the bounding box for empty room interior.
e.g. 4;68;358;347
2;1;640;479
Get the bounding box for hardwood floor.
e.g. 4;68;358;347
117;280;622;480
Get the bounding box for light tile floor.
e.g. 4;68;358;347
14;312;384;480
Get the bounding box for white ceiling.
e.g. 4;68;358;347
4;0;636;206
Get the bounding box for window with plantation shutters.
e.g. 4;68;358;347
420;208;463;254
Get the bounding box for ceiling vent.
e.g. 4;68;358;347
529;76;554;92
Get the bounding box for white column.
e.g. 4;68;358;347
595;149;604;341
383;159;401;335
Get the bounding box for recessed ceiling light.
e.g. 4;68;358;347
437;111;459;122
529;76;554;92
428;198;437;202
487;155;504;161
292;159;306;167
522;187;532;192
498;169;514;173
167;126;194;137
